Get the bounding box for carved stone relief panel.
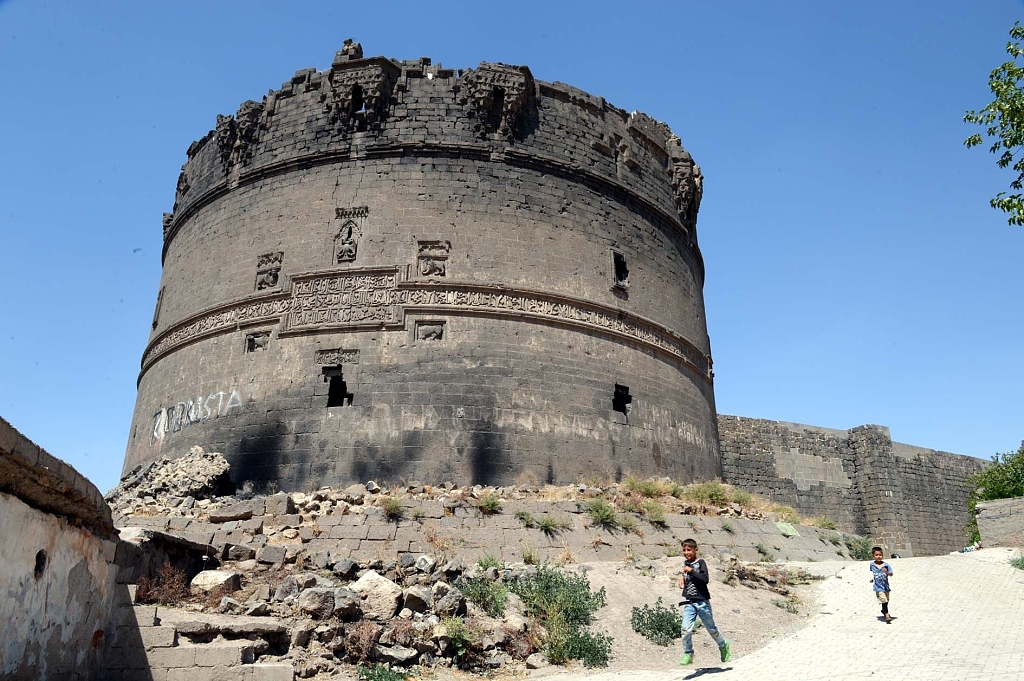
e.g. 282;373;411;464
417;240;451;277
255;251;284;291
245;331;271;353
415;320;445;341
315;348;359;365
334;207;368;264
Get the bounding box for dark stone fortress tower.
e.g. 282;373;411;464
125;41;717;491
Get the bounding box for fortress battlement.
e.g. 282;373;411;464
164;44;703;269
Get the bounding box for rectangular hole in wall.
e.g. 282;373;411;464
613;384;632;414
612;251;629;289
323;366;353;407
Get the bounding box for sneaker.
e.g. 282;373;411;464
680;653;693;666
720;640;732;663
884;613;892;623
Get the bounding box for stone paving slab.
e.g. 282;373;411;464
545;548;1024;681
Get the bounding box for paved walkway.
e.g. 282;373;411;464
549;547;1024;681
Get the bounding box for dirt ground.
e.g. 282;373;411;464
382;555;833;681
529;555;825;676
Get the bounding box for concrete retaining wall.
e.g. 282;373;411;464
0;417;119;680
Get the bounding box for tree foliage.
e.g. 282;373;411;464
965;443;1024;541
964;22;1024;226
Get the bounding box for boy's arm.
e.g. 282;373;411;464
688;559;710;585
885;562;893;576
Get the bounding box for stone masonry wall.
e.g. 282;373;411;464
125;45;718;491
0;417;120;680
118;492;859;569
719;416;987;556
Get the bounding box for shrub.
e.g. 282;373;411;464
721;522;735;534
618;514;639;534
546;618;613;667
456;576;508;617
1010;553;1024;571
380;496;404;520
755;543;775;562
617;495;644;514
478;492;502;515
516;510;537;528
641;501;667;527
585;499;618;529
442;616;479;663
522;544;540;566
729;488;752;505
477;553;502;570
771;598;799;614
844;535;874;561
136;562;190;605
624;475;685;498
537;514;571;535
813;517;838;530
356;663;406;681
770;504;800;524
630;597;681;645
510;565;611;667
684;481;730;505
624;475;659;497
966;444;1024;541
344;621;382;662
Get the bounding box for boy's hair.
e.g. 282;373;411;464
871;546;883;554
681;538;698;549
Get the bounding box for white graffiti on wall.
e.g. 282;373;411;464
151;389;244;442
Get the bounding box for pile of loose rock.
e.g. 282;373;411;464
186;550;545;676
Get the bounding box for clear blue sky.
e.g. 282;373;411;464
1;1;1021;494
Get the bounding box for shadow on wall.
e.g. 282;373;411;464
231;422;282;493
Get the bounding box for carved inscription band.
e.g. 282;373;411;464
142;269;711;382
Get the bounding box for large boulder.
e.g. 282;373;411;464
333;588;362;619
274;576;299;602
375;645;418;664
351;570;402;620
190;570;240;594
298;588;336;619
332;558;359;580
265;492;295;515
403;585;432;613
434;586;466;617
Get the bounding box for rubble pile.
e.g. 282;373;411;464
107;446;232;511
175;550;548;676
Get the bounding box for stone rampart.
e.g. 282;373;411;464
0;416;120;680
125;43;718;491
718;416;987;556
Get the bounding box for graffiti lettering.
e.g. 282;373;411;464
151;388;245;443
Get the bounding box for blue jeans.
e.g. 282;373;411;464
681;600;728;655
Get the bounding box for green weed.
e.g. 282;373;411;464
630;597;681;645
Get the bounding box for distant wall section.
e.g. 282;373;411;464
719;416;987;556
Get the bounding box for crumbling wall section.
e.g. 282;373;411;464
0;416;119;680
